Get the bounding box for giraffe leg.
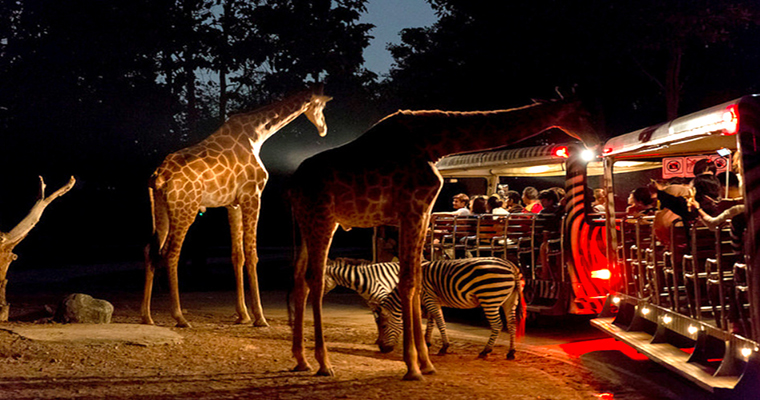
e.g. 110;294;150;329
292;241;311;372
141;190;169;326
241;198;268;327
164;212;195;328
305;223;338;377
398;219;435;380
227;205;252;325
141;243;156;325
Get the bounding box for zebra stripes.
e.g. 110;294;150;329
376;257;525;359
324;258;400;304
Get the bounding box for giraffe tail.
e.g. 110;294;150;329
145;186;162;270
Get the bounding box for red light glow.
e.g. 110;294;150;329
554;146;569;158
722;104;739;135
591;269;612;280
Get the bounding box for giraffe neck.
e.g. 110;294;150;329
229;90;313;147
395;101;573;161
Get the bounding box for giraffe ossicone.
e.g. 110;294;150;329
288;97;597;379
142;85;331;328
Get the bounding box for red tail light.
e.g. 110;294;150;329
722;104;739;135
554;146;569;158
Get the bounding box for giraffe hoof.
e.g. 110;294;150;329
421;365;436;375
253;319;270;328
315;366;335;377
292;363;311;372
141;317;155;326
175;320;192;328
402;370;424;381
235;317;252;325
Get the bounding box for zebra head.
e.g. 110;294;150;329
375;293;403;353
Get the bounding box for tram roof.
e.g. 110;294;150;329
602;95;759;159
435;143;659;177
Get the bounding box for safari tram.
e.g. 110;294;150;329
422;94;760;396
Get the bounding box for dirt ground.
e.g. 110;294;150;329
0;289;620;400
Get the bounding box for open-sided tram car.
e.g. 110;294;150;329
591;94;760;397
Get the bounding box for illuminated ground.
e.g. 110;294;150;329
0;289;627;399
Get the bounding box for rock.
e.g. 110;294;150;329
54;293;114;324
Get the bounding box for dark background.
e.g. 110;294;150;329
1;0;759;293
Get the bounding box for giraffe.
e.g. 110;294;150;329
142;85;332;328
288;98;599;380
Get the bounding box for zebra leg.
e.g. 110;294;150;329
478;303;503;358
426;301;450;355
502;285;521;360
425;315;435;349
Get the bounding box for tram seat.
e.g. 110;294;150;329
732;262;751;336
682;220;716;321
662;219;688;313
427;213;456;260
644;228;667;306
464;215;508;258
503;214;536;274
616;217;637;296
630;216;653;298
705;221;742;330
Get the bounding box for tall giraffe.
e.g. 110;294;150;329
288;98;599;380
142;85;332;328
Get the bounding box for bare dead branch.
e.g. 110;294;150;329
2;176;76;248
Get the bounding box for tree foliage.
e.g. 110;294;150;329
386;0;760;132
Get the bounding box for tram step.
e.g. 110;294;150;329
591;317;742;394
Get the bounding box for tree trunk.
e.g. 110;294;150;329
665;46;683;121
0;176;75;321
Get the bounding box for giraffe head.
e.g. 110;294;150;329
551;99;602;149
304;85;332;137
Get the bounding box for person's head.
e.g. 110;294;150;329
717;171;742;198
538;189;559;210
505;190;521;207
452;193;470;210
629;187;654;207
693;158;717;176
469;196;488;214
593;188;605;204
487;194;503;212
522;187;539;203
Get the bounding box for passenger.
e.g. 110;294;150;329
592;188;606;213
504;190;524;214
691;158;721;216
551;187;567;210
716;171;741;200
626;187;656;218
522;187;543;213
652;182;693;246
486;194;509;215
451;193;472;216
537;189;561;279
469;195;488;215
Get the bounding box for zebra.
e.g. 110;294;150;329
324;258;401;344
375;257;525;359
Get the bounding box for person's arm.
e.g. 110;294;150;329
657;189;689;218
695;204;745;231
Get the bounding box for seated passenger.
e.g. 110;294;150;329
626;187;656;218
522;186;543;213
450;193;472;216
487;194;509;216
592;188;606;213
469;195;488;215
504;190;524;214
